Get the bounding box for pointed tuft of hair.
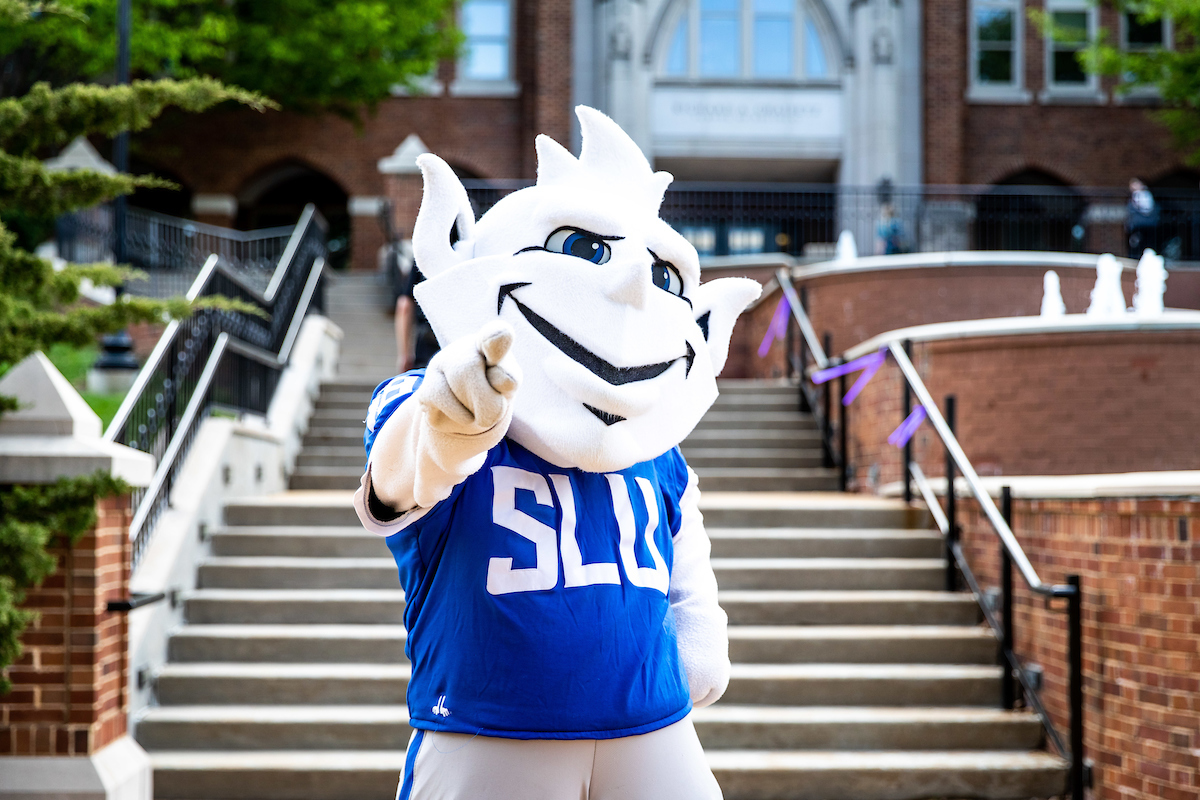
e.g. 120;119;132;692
535;134;581;187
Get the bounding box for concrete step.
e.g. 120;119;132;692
302;430;368;448
198;557;396;590
209;527;389;558
322;379;382;394
683;449;825;468
148;750;406;799
699;493;930;529
155;663;410;705
149;747;1066;800
290;467;365;491
728;626;996;664
139;704;1043;754
694;412;818;431
683;428;823;449
296;449;370;469
223;493;358;527
709;529;943;559
137;706;411;751
719;590;980;626
722;663;1002;706
713;558;944;591
186;589;405;625
710;394;806;411
694;468;839;492
168;625;407;663
707;749;1068;800
693;705;1044;751
714;381;795;395
315;395;375;411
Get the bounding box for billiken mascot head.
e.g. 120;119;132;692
411;106;761;473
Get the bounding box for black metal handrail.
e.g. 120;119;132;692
104;205;327;569
775;268;1088;799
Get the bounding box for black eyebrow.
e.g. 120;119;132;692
547;225;625;242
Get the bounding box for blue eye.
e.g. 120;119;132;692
546;228;611;264
651;259;684;297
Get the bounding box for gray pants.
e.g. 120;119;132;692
397;716;723;800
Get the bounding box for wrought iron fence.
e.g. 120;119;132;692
56;205;294;298
104;205;327;568
460;180;1200;261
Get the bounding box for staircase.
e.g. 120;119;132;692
135;304;1068;798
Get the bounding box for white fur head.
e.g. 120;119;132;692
411;106;761;472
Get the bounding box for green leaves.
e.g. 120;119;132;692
1074;1;1200;164
1;0;459;119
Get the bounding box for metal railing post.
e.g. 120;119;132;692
822;333;833;468
1068;574;1085;800
798;287;810;412
838;370;848;491
944;395;957;591
1001;485;1016;710
902;339;913;504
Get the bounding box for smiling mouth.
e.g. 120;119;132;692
498;282;695;425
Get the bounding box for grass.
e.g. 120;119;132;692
46;343;128;431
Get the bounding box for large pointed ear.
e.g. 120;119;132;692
691;278;762;375
412;154;476;278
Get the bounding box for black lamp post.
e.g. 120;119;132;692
94;0;138;380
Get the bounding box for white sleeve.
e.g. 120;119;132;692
669;466;730;708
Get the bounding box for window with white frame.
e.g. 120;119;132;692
460;0;512;81
659;0;833;81
971;0;1020;89
1045;0;1096;90
1122;9;1170;51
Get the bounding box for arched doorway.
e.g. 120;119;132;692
236;161;351;270
1149;168;1200;261
975;169;1085;252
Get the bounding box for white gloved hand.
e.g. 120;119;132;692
417;320;521;436
361;321;521;522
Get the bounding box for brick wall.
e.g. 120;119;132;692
924;0;1187;185
0;495;132;755
843;331;1200;491
954;495;1199;800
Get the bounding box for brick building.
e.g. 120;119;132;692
133;0;1198;268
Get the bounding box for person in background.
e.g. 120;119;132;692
1126;178;1159;258
876;202;905;255
394;257;439;372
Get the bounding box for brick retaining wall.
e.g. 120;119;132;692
955;495;1199;800
0;495;132;755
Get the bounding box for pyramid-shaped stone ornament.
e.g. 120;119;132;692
0;351;102;437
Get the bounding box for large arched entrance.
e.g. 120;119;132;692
975;169;1085;252
236;161;351;270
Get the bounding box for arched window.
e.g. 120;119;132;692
659;0;834;81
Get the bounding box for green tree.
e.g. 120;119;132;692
1037;2;1200;163
0;0;460;118
0;1;270;689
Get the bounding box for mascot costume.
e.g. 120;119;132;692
354;106;761;800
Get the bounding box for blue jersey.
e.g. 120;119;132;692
364;373;693;739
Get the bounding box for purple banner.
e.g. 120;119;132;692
888;405;928;448
757;294;791;358
812;349;887;407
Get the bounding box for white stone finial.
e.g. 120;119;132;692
378;134;431;175
0;351;101;438
1041;270;1066;317
1132;248;1167;316
835;230;858;262
1086;254;1128;317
